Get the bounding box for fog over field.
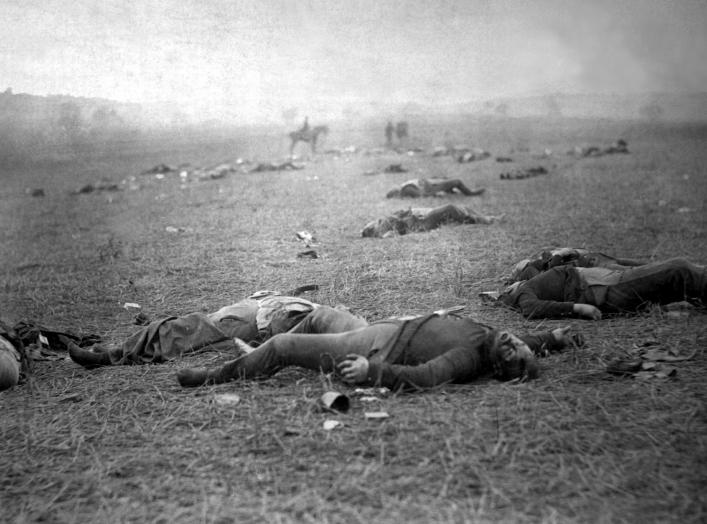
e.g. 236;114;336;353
2;0;706;127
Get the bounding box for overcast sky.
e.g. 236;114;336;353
2;0;706;121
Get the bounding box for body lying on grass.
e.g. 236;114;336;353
0;318;98;390
385;178;485;198
177;306;579;390
498;257;706;320
361;204;499;238
66;291;367;368
508;247;646;283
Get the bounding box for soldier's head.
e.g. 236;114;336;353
489;331;538;381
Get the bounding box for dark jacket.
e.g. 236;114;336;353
500;266;585;319
366;315;561;390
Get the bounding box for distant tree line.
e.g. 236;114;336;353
0;89;141;160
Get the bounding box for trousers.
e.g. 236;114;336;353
580;258;706;312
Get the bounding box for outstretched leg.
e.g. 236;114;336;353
451;180;485;196
288;306;369;334
177;323;398;387
430;179;484;196
603;258;707;312
421;204;495;231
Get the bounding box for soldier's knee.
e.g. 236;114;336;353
664;257;693;273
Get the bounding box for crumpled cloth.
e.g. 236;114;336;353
112;312;232;364
114;291;319;364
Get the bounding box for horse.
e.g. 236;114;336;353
289;125;329;155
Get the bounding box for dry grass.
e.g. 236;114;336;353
1;117;706;523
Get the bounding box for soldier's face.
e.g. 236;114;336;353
494;331;538;380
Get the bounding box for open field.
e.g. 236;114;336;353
1;117;706;523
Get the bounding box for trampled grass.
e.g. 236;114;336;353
1;117;706;523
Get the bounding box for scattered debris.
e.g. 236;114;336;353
323;420;343;431
500;166;548;180
479;291;501;302
532;148;553;159
25;342;64;361
250;161;304;173
607;343;697;378
639;347;698;363
569;139;629;158
72;182;121;195
320;391;350;413
634;363;678;380
324;145;358;156
297;250;318;259
288;284;320;296
432;305;465;318
606;358;643;376
213;393;241;406
133;312;151;326
353;387;390;397
431;145;474;157
383;163;407;173
191;163;237;181
142;163;176;175
295;230;316;247
457;149;491;163
123;176;141;191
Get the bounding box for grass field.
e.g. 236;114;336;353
1;116;706;523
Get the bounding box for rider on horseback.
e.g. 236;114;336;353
289;118;327;155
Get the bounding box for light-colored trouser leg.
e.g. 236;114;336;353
288;306;369;335
213;323;399;382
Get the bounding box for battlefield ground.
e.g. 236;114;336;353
1;115;706;523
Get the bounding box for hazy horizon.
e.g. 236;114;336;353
3;0;707;122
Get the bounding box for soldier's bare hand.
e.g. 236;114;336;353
573;303;602;320
337;354;369;384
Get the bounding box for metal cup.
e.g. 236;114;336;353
320;391;350;413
